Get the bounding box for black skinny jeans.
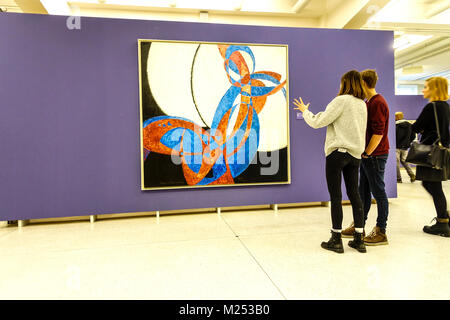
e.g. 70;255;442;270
422;181;449;219
326;150;364;230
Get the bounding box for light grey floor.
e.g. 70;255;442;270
1;169;449;300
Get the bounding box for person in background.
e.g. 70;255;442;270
341;69;390;246
412;77;450;237
293;70;368;254
395;111;416;183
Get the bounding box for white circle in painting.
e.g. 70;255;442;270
146;42;206;126
190;44;232;130
192;44;288;152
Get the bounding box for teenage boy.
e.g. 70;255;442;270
342;69;390;246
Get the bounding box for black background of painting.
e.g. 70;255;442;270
140;42;289;189
140;42;167;120
143;148;289;188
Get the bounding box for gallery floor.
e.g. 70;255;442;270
1;169;449;300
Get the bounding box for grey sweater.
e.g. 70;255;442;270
302;94;367;159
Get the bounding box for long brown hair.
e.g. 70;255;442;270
338;70;365;100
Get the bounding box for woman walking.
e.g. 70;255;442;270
411;76;450;237
293;70;368;253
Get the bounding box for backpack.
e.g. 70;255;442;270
396;121;415;149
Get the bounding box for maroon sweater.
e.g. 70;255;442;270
366;94;390;156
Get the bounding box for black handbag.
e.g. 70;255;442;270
406;103;450;170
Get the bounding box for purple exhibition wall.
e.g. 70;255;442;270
392;95;428;120
0;13;396;220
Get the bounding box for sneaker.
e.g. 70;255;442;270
423;218;450;237
410;174;416;183
364;226;388;246
397;179;402;183
321;231;344;253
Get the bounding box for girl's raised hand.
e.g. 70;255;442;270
293;97;310;112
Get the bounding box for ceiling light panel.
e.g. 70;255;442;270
370;0;442;23
394;34;433;51
430;8;450;23
40;0;71;15
175;0;244;11
96;0;170;6
84;0;245;10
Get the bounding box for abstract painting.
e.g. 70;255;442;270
138;40;289;190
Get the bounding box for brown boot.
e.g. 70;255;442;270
364;226;388;246
342;222;365;238
341;222;354;238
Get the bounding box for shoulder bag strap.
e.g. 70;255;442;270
432;102;443;147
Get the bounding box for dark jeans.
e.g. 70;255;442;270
422;181;449;219
359;154;389;230
326;150;364;230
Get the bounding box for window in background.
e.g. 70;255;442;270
396;84;419;95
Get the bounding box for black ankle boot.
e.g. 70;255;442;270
321;231;344;253
348;231;367;253
423;218;450;237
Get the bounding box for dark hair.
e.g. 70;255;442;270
360;69;378;89
338;70;365;100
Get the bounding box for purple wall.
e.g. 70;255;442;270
0;13;396;220
392;95;428;120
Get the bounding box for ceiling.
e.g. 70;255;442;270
1;0;449;91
